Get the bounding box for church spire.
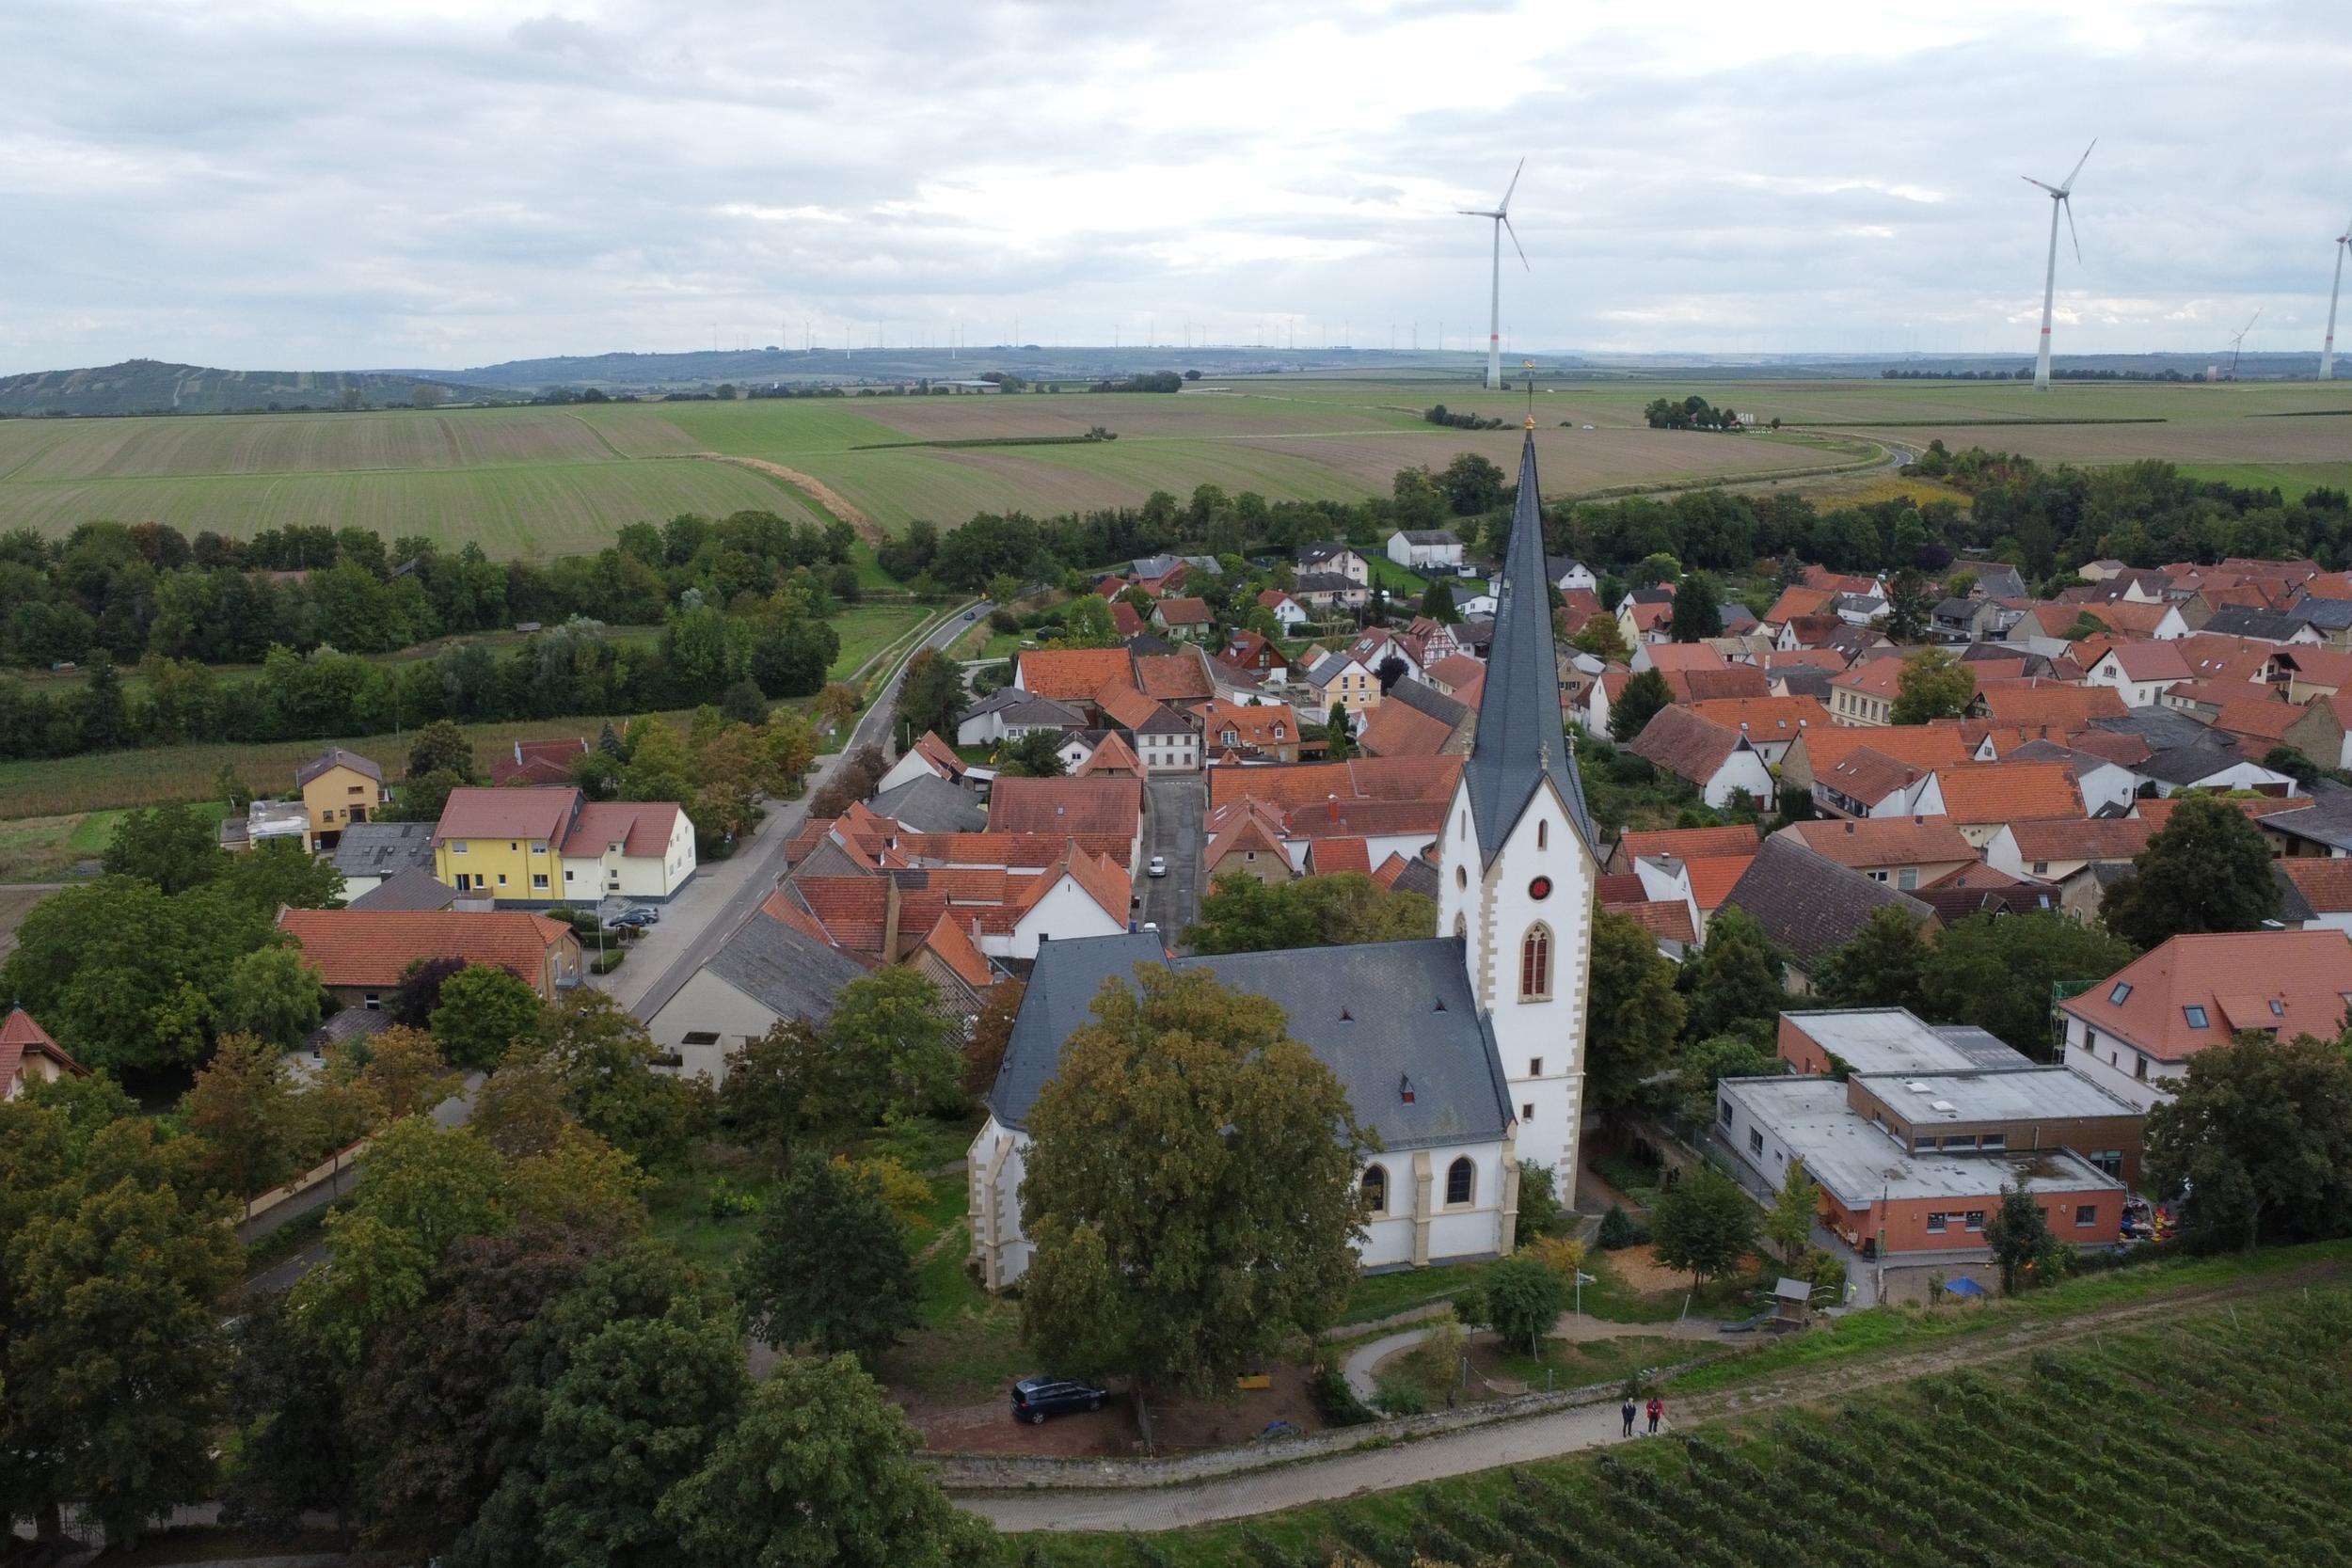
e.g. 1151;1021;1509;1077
1461;428;1594;863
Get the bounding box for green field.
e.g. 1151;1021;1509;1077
1019;1263;2352;1566
2178;460;2352;499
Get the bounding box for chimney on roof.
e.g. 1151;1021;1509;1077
1843;821;1854;834
1398;1074;1414;1103
1327;794;1338;822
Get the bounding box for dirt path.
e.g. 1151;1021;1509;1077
664;451;884;542
960;1259;2347;1533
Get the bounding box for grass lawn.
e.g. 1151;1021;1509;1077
2176;460;2352;499
0;800;229;880
1477;1331;1714;1396
1340;1259;1498;1326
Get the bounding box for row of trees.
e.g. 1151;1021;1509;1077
0;509;864;670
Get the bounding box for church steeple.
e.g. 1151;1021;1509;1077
1461;429;1594;863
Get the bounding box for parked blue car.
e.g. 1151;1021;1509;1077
1010;1375;1106;1424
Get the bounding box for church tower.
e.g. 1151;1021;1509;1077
1435;427;1597;1176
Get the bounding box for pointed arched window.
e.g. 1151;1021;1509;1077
1446;1157;1475;1206
1454;912;1468;939
1537;820;1548;850
1360;1164;1388;1216
1519;924;1553;1001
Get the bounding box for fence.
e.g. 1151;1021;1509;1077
237;1136;372;1229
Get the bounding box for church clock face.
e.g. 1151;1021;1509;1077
1527;875;1553;901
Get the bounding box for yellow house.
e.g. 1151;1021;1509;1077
297;748;389;847
432;786;697;905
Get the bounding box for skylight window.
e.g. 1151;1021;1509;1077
2108;981;2133;1005
2184;1005;2209;1029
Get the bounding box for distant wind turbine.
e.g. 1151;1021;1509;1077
2229;308;2263;380
1459;159;1528;390
2326;214;2350;380
2024;139;2095;390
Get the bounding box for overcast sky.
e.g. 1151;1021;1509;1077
4;0;2349;372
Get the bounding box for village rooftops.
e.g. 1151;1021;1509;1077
1717;1077;2123;1210
1781;1007;2033;1075
295;747;384;788
1018;647;1136;701
1850;1066;2141;1125
2057;928;2352;1065
433;785;575;847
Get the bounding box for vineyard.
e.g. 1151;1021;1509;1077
1025;1285;2352;1568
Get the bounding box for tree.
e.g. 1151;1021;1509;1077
2145;1031;2352;1250
1649;1164;1756;1288
619;716;694;804
1763;1156;1819;1267
718;1019;850;1152
717;676;770;727
103;801;221;893
1883;568;1935;643
994;727;1067;777
1476;1254;1569;1356
1184;872;1433;954
221;1292;356;1538
1677;1032;1780;1118
217;837;345;912
1419;577;1461;624
2101;794;2279;949
1324;701;1356;759
1890;647;1976;725
963;977;1025;1101
1054;594;1119;648
824;967;961;1121
1518;1159;1567;1239
1982;1182;2067;1294
894;649;966;742
1812;904;1931;1014
736;1155;920;1361
1019;966;1368;1401
1669;572;1721;642
0;1100;241;1546
183;1031;305;1198
432;963;546;1070
1632;552;1682;588
1919;911;2138;1059
1608;668;1673;743
1573;611;1629;660
530;1306;746;1568
532;990;707;1169
223;943;324;1048
353;1022;458;1118
658;1354;992;1568
390;954;469;1028
407;719;475;782
1679;908;1786;1042
1584;908;1686;1116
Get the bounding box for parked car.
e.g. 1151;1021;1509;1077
1148;855;1168;879
963;610;977;620
604;907;657;930
1010;1376;1106;1424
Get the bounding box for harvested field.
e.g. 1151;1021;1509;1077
855;392;1424;442
1817;418;2352;465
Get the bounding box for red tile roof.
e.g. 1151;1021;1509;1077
1206;755;1461;811
1628;707;1749;786
987;775;1143;842
1971;681;2129;730
434;785;576;847
1153;595;1213;626
2213;696;2328;746
1282;798;1448;839
1092;680;1165;731
1616;824;1763;863
276;909;573;990
2058;928;2352;1064
1356;697;1456;758
0;1007;86;1093
1020;647;1136;700
2134;794;2312;828
1310;837;1372;875
1615;899;1698;944
2096;642;2193;682
1821;748;1933;806
1197;701;1300;751
1137;652;1216;702
1425;654;1487;703
1687;697;1832;746
1782;816;1976;869
1763;585;1836;626
1683;855;1756;911
1934;762;2086;826
490;737;588;787
562;801;682;859
1642;643;1728;673
916;912;996;990
2279;857;2352;915
1669;666;1772;703
1111;601;1145;638
1998;816;2154;863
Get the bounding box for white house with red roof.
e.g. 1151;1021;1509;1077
1;1009;87;1100
432;785;695;905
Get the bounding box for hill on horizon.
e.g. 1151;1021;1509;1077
0;359;499;418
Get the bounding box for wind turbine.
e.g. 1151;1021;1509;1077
2024;139;2095;390
2326;213;2350;380
2229;308;2263;380
1459;158;1528;390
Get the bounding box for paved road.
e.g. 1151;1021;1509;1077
1136;773;1204;942
626;602;981;1023
962;1391;1668;1532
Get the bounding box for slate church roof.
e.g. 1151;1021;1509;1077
1460;430;1595;863
989;932;1515;1153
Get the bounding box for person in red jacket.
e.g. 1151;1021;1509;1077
1645;1395;1664;1434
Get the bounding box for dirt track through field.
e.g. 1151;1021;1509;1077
961;1257;2352;1532
670;451;882;541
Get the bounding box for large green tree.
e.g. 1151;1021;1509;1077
103;800;222;893
1679;907;1787;1042
223;944;326;1048
531;990;707;1169
1019;966;1368;1402
716;1018;852;1152
2100;794;2279;949
1890;648;1976;725
894;648;966;743
736;1155;920;1362
432;963;546;1071
1983;1182;2067;1294
1918;911;2138;1059
182;1031;306;1198
1883;568;1935;644
0;1095;242;1546
1763;1156;1819;1267
1185;871;1435;954
1649;1164;1756;1288
1419;577;1461;625
823;967;962;1122
1668;572;1721;642
1052;594;1119;648
2146;1031;2352;1250
1608;668;1673;744
658;1354;993;1568
1475;1255;1570;1356
1584;907;1687;1116
221;1292;357;1538
1812;903;1931;1014
406;719;476;782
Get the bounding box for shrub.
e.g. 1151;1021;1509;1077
1521;1233;1588;1285
590;949;626;974
1309;1360;1378;1428
1598;1204;1649;1251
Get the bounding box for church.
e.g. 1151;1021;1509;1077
968;427;1597;1289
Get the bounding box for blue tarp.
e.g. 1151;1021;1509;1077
1943;1276;1988;1298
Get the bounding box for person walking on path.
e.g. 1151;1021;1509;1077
1621;1399;1636;1438
1645;1396;1664;1434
